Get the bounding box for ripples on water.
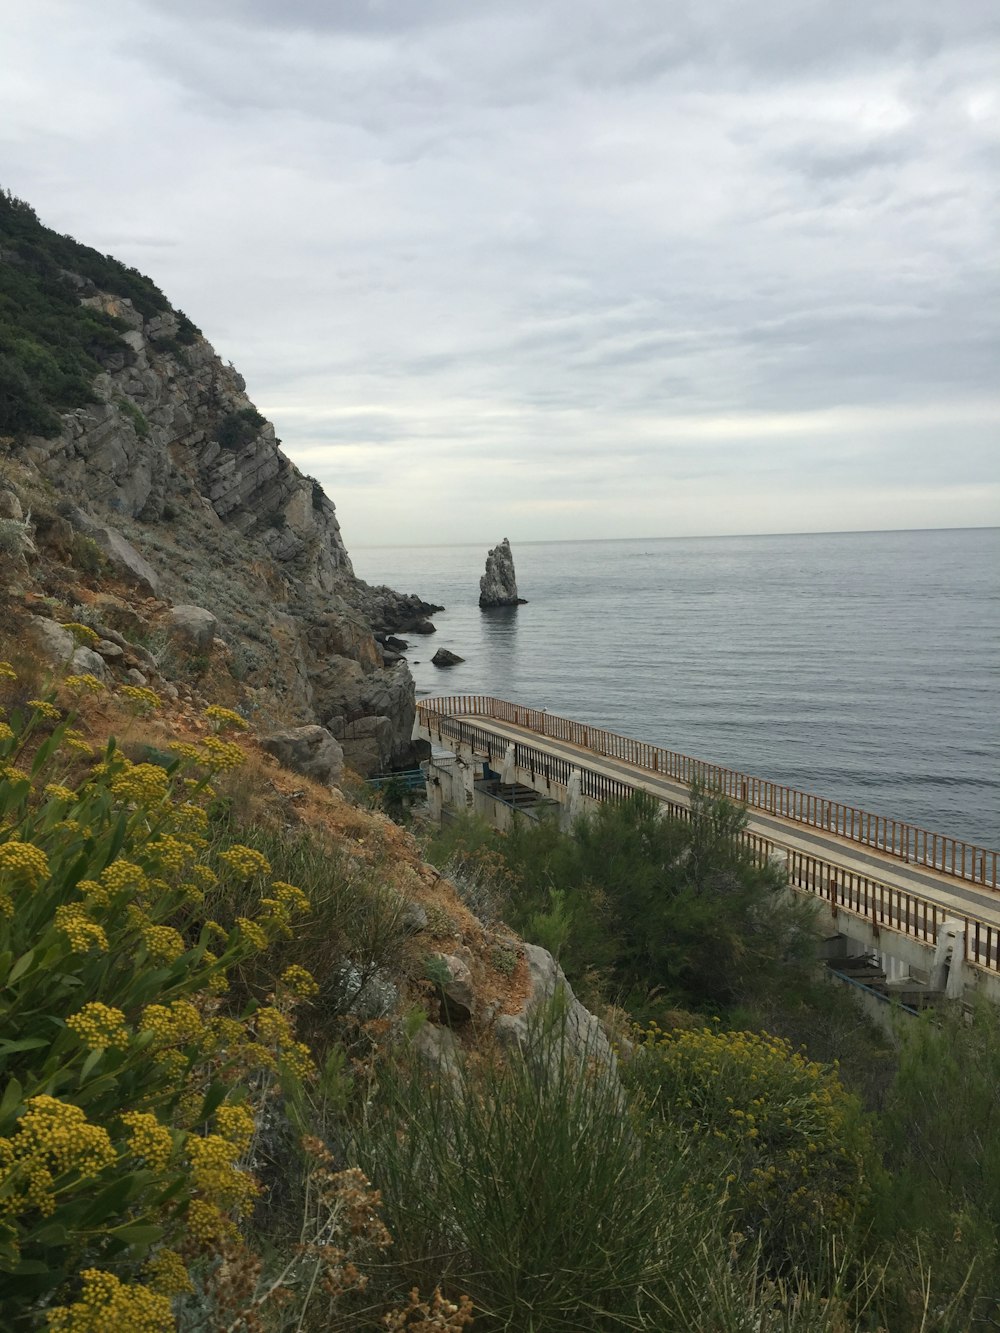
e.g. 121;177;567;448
353;529;1000;848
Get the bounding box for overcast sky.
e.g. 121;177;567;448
3;0;998;546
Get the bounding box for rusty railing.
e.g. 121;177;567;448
416;695;998;890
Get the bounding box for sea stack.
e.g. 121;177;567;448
479;537;527;608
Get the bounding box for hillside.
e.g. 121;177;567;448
0;189;437;776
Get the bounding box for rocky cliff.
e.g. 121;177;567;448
0;194;438;773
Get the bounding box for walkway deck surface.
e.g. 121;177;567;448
427;712;1000;933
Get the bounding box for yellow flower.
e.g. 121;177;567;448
66;1002;129;1050
0;661;16;681
54;906;109;953
15;1097;116;1180
111;762;170;806
219;845;271;878
185;1198;239;1245
198;735;245;772
100;859;148;895
60;622;99;645
27;699;61;721
188;1133;259;1209
144;1247;193;1297
118;684;162;713
120;1111;173;1171
235;916;268;951
45;1268;174;1332
62;672;106;695
43;783;78;803
0;721;14;743
204;703;248;731
140;1000;205;1048
215;1103;255;1154
280;964;320;999
0;840;50;890
140;923;185;964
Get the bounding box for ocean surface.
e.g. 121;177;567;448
352;529;1000;849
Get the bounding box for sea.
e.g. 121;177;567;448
352;528;1000;850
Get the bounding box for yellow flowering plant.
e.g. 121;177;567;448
627;1023;880;1270
0;691;317;1324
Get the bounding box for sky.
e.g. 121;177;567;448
2;0;999;547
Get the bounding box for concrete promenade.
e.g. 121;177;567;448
416;703;1000;994
455;713;1000;930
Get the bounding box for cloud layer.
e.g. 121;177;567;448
3;0;998;543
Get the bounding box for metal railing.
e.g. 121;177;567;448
417;695;998;890
420;701;1000;977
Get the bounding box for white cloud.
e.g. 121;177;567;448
1;0;998;542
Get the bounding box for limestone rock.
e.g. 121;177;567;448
67;511;161;595
479;537;526;608
70;646;112;683
261;725;345;786
431;648;464;667
26;617;76;666
162;605;219;654
495;943;617;1079
430;952;476;1023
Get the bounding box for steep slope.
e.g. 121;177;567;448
0;190;437;773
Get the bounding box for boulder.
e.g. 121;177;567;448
162;605;219;654
431;648;465;667
430;952;476;1023
261;725;344;786
70;646;112;683
26;617;76;666
495;943;617;1080
479;537;526;608
67;511;161;595
411;619;436;635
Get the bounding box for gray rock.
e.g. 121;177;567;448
26;617;77;666
430;952;476;1023
67;512;161;595
0;490;23;521
432;648;465;667
95;639;125;661
411;1023;462;1081
162;605;218;654
479;537;526;608
495;943;617;1080
261;725;345;786
70;646;112;683
125;668;149;686
411;619;437;635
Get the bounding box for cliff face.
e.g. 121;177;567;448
0;204;435;773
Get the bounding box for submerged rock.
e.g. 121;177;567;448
479;537;526;608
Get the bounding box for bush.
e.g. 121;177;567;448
0;668;317;1326
216;409;265;452
626;1023;879;1273
356;1000;717;1331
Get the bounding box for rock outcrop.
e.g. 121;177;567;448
3;219;438;773
479;537;526;608
431;648;464;667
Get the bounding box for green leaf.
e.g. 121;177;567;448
109;1222;164;1247
0;1037;49;1056
0;1078;23;1125
79;1048;104;1082
7;949;34;984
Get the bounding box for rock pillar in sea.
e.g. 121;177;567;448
479;537;527;607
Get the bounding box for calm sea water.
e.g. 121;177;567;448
352;529;1000;849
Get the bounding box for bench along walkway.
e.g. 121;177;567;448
416;696;1000;979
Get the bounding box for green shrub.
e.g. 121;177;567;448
357;1001;717;1330
627;1022;879;1273
216;409;265;451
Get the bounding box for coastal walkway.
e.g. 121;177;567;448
415;696;1000;988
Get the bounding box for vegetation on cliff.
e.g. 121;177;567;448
0;190;198;439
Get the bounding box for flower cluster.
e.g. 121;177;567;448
118;684;162;713
219;844;272;878
120;1112;174;1171
0;839;50;889
204;703;248;731
66;1002;129;1050
45;1268;174;1332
